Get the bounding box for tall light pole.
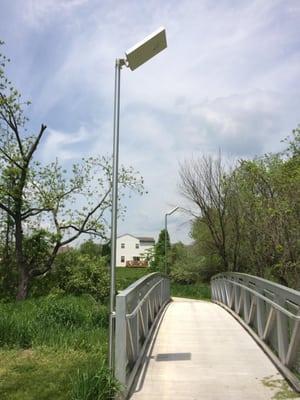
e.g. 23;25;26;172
164;206;180;275
109;27;167;370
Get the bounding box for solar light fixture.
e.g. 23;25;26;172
109;27;167;370
125;27;167;70
167;206;180;216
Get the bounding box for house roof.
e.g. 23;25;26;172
137;237;155;243
117;234;155;242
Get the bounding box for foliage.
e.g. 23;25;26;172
0;43;144;300
179;127;300;289
151;229;170;272
116;267;150;292
30;249;110;302
170;244;199;284
170;241;221;284
171;282;211;300
79;240;104;259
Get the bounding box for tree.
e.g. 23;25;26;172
179;154;232;271
0;44;144;300
151;229;170;272
179;128;300;288
79;239;103;259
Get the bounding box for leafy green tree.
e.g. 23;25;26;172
179;127;300;288
151;229;170;272
79;240;103;259
0;44;144;300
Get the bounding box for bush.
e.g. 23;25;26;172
30;250;110;301
170;254;204;284
170;250;222;284
65;260;110;302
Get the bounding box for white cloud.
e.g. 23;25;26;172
41;126;90;161
1;0;300;243
22;0;88;28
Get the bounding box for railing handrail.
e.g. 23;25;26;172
126;278;166;319
117;272;162;297
211;272;300;392
225;279;300;320
115;272;171;397
212;272;300;306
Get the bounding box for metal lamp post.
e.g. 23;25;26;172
109;27;167;370
164;206;180;275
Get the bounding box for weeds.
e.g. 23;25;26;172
0;295;109;350
70;362;120;400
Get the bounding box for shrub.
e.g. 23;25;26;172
170;256;203;284
30;250;110;301
65;260;110;302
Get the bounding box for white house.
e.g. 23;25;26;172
116;234;155;267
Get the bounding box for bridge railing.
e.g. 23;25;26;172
211;272;300;389
115;272;170;394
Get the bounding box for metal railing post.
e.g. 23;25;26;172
115;293;127;386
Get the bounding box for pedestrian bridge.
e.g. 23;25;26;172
114;273;300;399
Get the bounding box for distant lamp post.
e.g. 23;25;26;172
109;27;167;370
164;206;180;275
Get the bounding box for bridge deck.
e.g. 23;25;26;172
130;298;299;400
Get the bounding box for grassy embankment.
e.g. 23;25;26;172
0;268;210;400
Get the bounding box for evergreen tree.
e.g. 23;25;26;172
152;229;171;273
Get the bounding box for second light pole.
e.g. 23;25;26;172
164;206;179;275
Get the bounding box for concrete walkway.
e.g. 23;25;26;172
130;298;299;400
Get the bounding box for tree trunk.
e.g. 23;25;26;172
16;268;29;300
15;215;29;300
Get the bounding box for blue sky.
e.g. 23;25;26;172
1;0;300;243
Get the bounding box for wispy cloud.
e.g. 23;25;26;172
1;0;299;243
41;126;91;161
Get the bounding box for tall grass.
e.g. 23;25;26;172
0;295;118;399
71;362;120;400
0;295;108;349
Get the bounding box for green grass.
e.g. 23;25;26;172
0;348;99;400
171;282;211;300
116;267;150;291
0;295;109;349
0;269;211;399
0;295;116;400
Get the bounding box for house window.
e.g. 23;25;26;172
121;243;125;248
133;256;140;261
121;256;125;263
135;243;139;249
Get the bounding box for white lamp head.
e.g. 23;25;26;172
167;206;180;216
125;27;167;71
